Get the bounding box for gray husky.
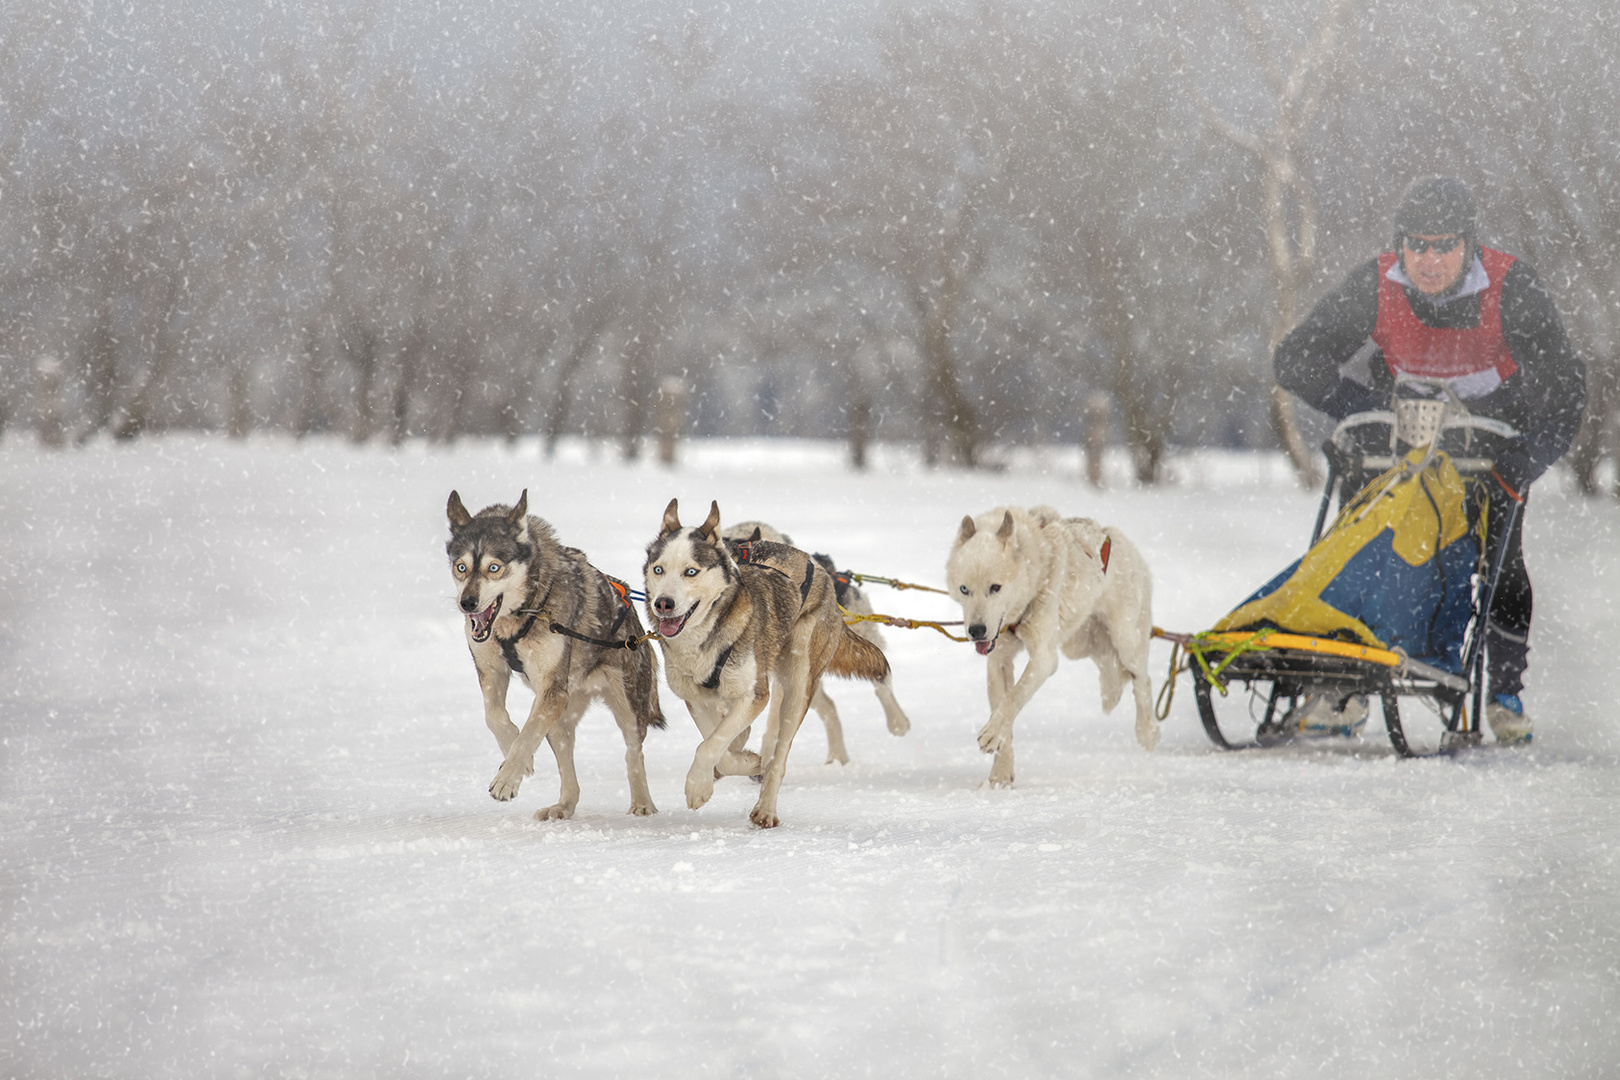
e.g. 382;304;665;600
644;499;891;828
720;520;911;764
446;490;665;819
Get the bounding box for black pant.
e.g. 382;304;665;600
1482;489;1532;696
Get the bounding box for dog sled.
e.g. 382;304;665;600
1163;382;1525;757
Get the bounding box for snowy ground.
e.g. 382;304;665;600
3;434;1617;1079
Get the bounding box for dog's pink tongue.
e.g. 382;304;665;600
657;616;683;637
975;640;993;656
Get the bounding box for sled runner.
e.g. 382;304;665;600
1170;383;1524;757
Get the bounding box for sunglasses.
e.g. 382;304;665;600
1403;235;1463;254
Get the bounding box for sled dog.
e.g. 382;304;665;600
946;505;1157;786
644;499;891;827
720;521;911;764
447;490;665;819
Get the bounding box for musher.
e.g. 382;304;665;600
1273;176;1587;745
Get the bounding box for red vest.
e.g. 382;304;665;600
1373;246;1518;384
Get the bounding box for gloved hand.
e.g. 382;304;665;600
1491;446;1535;498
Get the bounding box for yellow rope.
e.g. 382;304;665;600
1155;641;1185;720
847;572;951;596
842;608;971;643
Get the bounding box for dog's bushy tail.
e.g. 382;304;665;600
634;644;668;732
826;625;890;683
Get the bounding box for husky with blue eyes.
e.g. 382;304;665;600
946;505;1158;787
446;490;665;820
643;498;891;828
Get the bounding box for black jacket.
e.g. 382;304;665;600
1274;254;1587;485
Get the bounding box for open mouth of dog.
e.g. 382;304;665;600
656;601;698;638
468;595;502;642
973;622;1004;656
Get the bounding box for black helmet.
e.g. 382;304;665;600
1393;176;1478;248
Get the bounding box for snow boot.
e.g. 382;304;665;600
1284;692;1368;738
1487;693;1532;746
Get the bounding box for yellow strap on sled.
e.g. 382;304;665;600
1194;630;1404;668
1152;625;1404;704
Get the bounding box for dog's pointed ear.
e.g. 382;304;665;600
748;526;762;542
447;491;472;528
507;489;528;525
700;500;722;541
997;510;1016;544
958;515;977;543
661;498;682;536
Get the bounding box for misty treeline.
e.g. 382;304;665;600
1;0;1616;490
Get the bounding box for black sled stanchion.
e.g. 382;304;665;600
1453;490;1524;745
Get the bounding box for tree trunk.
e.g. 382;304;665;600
913;272;978;468
618;333;656;463
847;393;871;471
543;317;609;458
79;311;119;443
227;360;253;439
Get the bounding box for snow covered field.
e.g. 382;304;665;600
3;434;1617;1079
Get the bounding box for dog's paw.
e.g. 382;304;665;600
719;749;763;776
1136;718;1161;752
686;768;716;810
885;711;911;737
489;760;527;801
748;804;781;829
976;722;1006;756
533;803;574;821
627;800;658;817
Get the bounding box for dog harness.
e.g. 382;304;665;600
728;541;820;604
698;543;821;688
813;554;855;607
497;581;552;675
511;574;658;655
700;644;734;690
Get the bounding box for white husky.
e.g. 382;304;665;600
946;505;1158;786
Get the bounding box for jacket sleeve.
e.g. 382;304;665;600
1499;260;1588;483
1273;258;1386;419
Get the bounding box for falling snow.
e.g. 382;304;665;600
3;434;1617;1077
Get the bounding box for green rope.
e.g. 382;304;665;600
1183;628;1278;696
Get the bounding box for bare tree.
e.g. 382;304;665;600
801;5;1043;466
1172;0;1357;486
1471;3;1620;498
